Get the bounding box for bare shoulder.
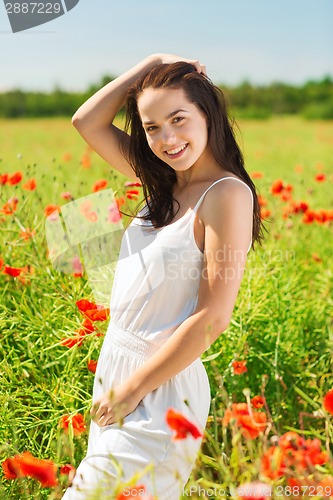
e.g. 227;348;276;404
201;177;253;225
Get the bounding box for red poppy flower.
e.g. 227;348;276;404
270;179;284;195
0;256;4;270
2;456;22;479
315;209;329;224
85;308;110;322
251;396;265;409
17;265;33;286
125;189;140;200
287;477;314;489
59;464;76;475
81;317;95;333
279;191;289;202
165;408;203;440
19;228;36;241
125;189;139;196
81;154;91;169
22;178;37;191
18;452;58;487
2;265;23;277
277;432;329;472
124;181;142;187
76;299;110;322
237;412;267;439
2;452;58;487
1;197;19;215
59;463;76;484
291;200;309;214
76;299;97;312
232;360;247;375
315;173;326;182
92;179;108;192
87;360;98;373
61;191;73;200
261;446;285;479
115;196;126;208
323;388;333;415
0;173;8;185
60;330;86;348
223;403;267;439
60;414;86;435
8;171;23;185
257;195;267;207
278;431;304;450
302;210;316;224
251;171;264;179
44;204;61;218
260;208;271;220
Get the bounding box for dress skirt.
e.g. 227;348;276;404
61;319;211;500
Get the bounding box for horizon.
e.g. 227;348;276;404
1;74;332;94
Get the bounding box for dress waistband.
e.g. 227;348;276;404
105;319;161;360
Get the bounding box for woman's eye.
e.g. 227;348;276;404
173;117;183;124
146;126;157;132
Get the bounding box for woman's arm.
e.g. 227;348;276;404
72;54;206;181
92;181;253;426
72;55;159;181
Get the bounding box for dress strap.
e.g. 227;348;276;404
192;176;253;214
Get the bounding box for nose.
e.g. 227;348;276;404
161;125;176;146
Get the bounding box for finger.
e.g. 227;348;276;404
90;403;98;416
189;60;206;75
191;60;202;73
97;411;113;427
201;65;207;76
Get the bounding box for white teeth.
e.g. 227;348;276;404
166;144;187;155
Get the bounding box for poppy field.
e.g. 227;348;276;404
0;115;333;499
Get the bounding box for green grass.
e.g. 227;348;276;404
0;116;333;499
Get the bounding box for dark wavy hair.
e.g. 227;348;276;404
120;62;266;249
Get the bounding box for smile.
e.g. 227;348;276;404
164;144;188;158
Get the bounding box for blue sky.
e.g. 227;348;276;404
1;0;332;91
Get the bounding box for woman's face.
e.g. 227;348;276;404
137;87;210;173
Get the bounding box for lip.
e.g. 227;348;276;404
164;143;188;159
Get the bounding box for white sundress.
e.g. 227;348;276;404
61;177;253;500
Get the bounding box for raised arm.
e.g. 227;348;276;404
71;55;160;181
72;54;206;181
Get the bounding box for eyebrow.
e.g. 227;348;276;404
142;109;188;125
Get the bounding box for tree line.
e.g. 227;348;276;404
1;75;332;119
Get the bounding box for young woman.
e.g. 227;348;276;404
62;53;264;499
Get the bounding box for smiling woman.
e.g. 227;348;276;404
64;53;266;499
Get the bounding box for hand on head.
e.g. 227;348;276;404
151;53;207;76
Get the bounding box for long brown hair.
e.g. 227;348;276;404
120;62;266;249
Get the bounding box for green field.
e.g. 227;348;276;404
0;116;333;499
